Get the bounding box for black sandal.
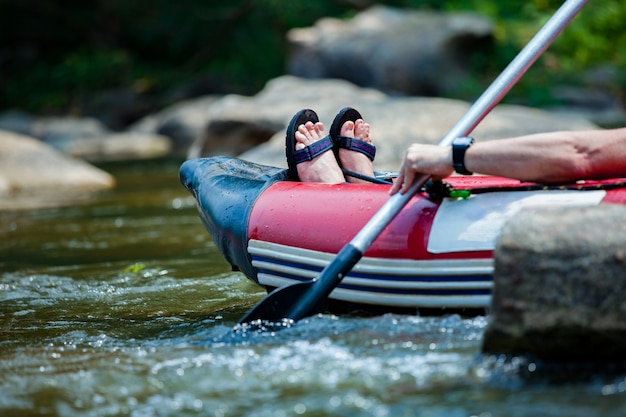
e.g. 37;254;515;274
285;109;334;181
330;107;389;184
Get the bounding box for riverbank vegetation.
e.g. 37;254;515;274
1;0;624;116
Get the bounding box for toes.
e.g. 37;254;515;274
313;121;325;137
341;119;372;144
354;119;371;143
299;121;325;143
295;128;310;146
340;120;355;138
303;121;316;139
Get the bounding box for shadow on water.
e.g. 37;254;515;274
1;158;625;416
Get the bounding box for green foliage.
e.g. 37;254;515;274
396;0;626;106
1;0;625;115
124;262;147;274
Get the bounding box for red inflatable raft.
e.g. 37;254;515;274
180;156;626;313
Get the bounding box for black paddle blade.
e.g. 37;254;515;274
236;243;363;328
236;280;321;326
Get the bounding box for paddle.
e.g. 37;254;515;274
237;0;588;327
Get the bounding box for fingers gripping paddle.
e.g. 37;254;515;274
237;0;588;326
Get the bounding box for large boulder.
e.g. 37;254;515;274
482;204;626;362
33;116;172;161
0;130;115;209
42;131;172;162
130;96;222;156
286;6;494;97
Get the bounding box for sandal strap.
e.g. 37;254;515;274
341;168;391;184
336;136;376;161
293;135;334;164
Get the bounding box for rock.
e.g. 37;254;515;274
545;85;626;127
0;112;109;144
46;132;172;162
286;6;494;97
130;96;222;156
97;132;170;161
0;113;172;162
32;115;109;140
237;76;598;171
0;130;115;209
482;205;626;362
33;116;173;161
189;118;283;159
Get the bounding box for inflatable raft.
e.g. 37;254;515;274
180;156;626;313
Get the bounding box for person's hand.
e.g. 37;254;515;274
389;144;454;195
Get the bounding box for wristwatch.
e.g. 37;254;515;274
452;136;475;175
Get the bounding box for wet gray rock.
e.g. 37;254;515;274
130;96;221;156
0;112;172;162
32;115;108;141
483;205;626;361
286;6;494;97
131;95;283;159
34;116;172;161
0;130;115;209
545;84;626;128
49;132;172;162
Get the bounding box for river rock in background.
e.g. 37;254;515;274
47;132;172;162
0;112;172;162
287;6;494;97
483;205;626;362
0;130;115;209
130;96;221;156
130;95;283;158
33;116;172;161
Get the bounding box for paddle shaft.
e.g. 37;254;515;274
238;0;587;325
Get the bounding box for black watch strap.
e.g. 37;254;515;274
452;136;475;175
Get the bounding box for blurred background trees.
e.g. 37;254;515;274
1;0;624;122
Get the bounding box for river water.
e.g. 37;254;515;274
1;158;625;417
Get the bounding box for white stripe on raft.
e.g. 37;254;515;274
248;239;493;309
252;261;492;290
249;239;493;276
256;273;491;308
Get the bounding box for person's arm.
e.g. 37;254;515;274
389;127;626;195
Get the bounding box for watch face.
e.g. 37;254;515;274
454;136;474;147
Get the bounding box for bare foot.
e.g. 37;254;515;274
295;121;345;183
338;119;376;184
